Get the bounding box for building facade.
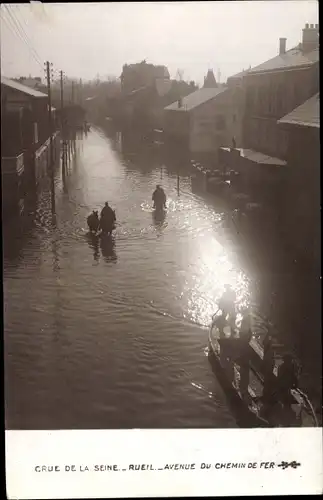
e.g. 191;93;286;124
1;76;59;218
245;24;318;154
278;93;320;269
164;86;242;161
120;61;170;95
219;23;319;200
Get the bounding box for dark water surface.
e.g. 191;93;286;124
4;128;321;429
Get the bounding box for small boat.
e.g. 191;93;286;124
208;314;318;427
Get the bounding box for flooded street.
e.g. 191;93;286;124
3;128;321;429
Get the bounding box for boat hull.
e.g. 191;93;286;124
208;320;317;427
208;344;269;428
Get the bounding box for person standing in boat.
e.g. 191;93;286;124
217;285;237;334
276;354;298;406
261;331;277;418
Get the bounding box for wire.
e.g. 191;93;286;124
13;4;47;70
4;4;43;68
0;11;43;71
4;4;43;66
1;5;43;70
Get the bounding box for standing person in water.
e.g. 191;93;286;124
152;185;166;209
100;202;116;235
87;210;100;233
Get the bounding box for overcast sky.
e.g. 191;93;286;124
0;1;319;85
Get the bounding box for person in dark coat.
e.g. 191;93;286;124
152;185;166;209
100;202;116;235
87;210;100;232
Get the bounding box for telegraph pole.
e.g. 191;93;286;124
70;80;75;155
71;80;75;104
45;60;55;213
79;78;82;105
60;70;67;173
60;70;64;116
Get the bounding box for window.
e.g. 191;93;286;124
215;115;226;130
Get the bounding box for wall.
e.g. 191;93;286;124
226;80;246;147
164;109;190;137
1;153;25;217
2;85;51;152
1;110;24;156
243;63;319;159
189;89;234;155
282;125;320;268
34;132;60;186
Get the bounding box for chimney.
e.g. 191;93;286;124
302;22;319;52
279;37;287;55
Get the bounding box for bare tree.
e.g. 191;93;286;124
176;68;184;81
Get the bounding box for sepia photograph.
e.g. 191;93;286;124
1;0;321;443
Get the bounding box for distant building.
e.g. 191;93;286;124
14;76;43;90
278;93;320;268
120;60;170;94
203;69;218;88
164;86;238;160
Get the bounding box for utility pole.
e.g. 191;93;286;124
71;80;75;104
79;78;82;105
60;70;67;173
71;80;76;154
45;60;55;213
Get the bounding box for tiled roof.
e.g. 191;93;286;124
278;93;320;128
227;69;251;81
1;75;48;98
165;87;228;112
248;46;319;74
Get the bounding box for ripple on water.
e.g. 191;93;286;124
4;129;294;429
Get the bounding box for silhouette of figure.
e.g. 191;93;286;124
86;232;100;261
100;234;117;263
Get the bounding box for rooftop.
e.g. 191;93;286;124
165;87;228;112
247;46;319;75
1;75;48;98
278;93;320;128
220;147;287;166
227;68;251;81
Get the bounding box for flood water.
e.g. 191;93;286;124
3;127;321;429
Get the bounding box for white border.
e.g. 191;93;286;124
5;428;323;498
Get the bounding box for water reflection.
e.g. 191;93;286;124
86;232;100;262
152;208;167;230
100;234;117;263
4;127;320;430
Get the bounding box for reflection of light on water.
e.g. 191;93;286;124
191;381;214;399
183;233;251;327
